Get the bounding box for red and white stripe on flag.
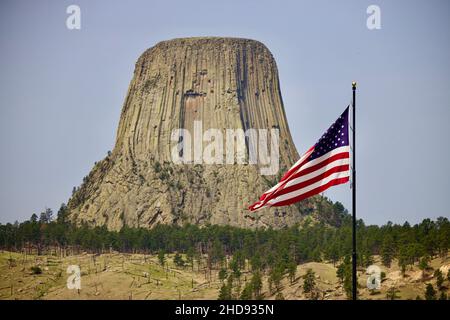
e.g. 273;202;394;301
249;107;350;211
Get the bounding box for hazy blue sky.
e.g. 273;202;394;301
1;0;449;225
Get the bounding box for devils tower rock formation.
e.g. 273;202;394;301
68;37;315;230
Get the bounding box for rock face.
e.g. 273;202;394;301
68;37;314;230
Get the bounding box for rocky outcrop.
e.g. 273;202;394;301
67;37;315;230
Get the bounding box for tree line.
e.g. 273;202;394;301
1;202;448;268
1;201;449;299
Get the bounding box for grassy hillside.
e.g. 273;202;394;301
1;251;448;300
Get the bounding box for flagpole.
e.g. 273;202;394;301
351;81;357;300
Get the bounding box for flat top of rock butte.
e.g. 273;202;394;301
156;36;265;44
143;36;270;55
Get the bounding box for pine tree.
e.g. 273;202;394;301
303;269;316;293
326;242;339;266
240;282;253;300
219;268;227;282
158;249;166;266
250;252;262;271
230;257;241;280
434;269;444;290
343;268;356;299
251;271;263;299
218;275;234;300
380;235;395;267
424;283;437;300
30;213;38;223
210;239;225;267
336;263;345;283
56;203;69;224
173;252;185;267
287;261;297;284
400;263;407;277
186;247;195;270
419;257;430;278
218;283;232;300
268;266;283;294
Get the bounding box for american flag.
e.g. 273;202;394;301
249;107;350;211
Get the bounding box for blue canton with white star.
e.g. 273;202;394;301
309;107;349;160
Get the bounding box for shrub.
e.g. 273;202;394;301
30;266;42;275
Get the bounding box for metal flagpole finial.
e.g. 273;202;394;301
352;81;357;89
